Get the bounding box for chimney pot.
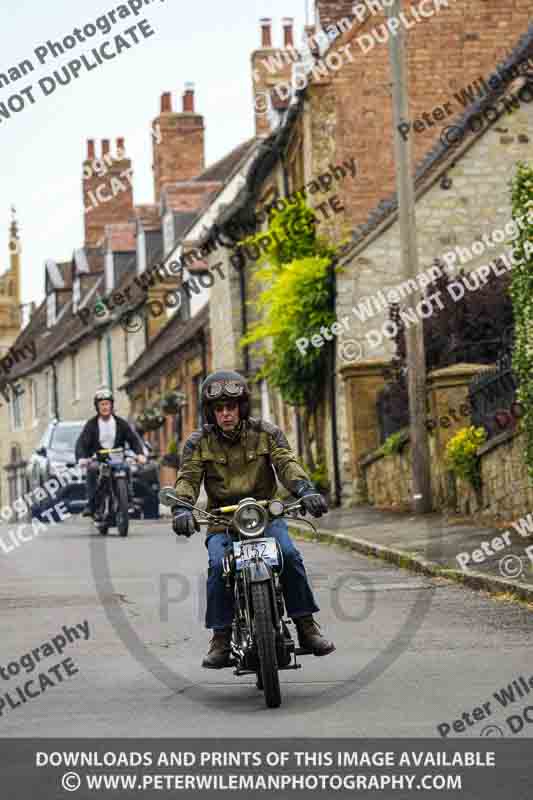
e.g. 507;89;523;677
87;139;95;160
102;139;110;156
116;137;125;155
183;82;195;113
260;17;272;48
161;91;172;112
283;17;294;48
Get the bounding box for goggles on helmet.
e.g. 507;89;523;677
205;380;244;400
95;390;113;402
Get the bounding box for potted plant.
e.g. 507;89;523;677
160;390;186;415
137;406;165;432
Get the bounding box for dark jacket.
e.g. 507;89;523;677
174;417;312;534
75;415;143;460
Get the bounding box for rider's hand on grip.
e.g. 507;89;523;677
300;492;328;518
172;509;199;537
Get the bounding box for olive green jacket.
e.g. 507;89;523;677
174;417;311;532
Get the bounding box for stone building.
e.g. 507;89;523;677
0;85;215;496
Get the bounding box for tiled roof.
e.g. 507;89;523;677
0;271;105;387
193;138;258;183
121;303;209;388
162;182;221;213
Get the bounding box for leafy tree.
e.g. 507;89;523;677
239;197;340;470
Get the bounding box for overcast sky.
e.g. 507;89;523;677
0;0;308;307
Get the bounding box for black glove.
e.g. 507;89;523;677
295;482;328;518
172;506;199;537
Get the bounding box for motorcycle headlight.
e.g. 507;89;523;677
233;500;268;538
268;499;284;517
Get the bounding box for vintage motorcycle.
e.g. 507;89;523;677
160;487;319;709
91;448;133;537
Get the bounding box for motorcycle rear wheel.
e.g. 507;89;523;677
251;582;281;709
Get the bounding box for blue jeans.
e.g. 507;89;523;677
205;518;319;631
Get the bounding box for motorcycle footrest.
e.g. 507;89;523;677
294;647;313;656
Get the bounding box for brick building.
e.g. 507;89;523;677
196;3;533;507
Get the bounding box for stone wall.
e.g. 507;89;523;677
472;430;533;521
361;426;452;512
362;422;533;521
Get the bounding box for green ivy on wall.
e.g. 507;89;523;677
510;162;533;482
239;197;340;408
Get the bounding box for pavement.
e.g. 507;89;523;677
288;504;533;605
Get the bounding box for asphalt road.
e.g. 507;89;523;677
1;516;532;738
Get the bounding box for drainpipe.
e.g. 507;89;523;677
106;332;113;391
280;155;304;457
51;360;60;420
198;328;207;378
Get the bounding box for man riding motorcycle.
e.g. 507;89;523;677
76;389;146;519
171;370;335;669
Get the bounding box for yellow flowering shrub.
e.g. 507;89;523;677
445;426;487;489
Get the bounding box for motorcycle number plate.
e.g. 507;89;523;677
234;538;279;571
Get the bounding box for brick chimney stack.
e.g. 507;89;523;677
251;18;299;137
315;0;356;29
183;82;195;112
283;17;294;48
152;86;205;202
83;138;134;247
261;18;272;47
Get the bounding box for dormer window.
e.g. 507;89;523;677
137;227;146;274
163;211;175;256
47;291;56;328
72;276;81;314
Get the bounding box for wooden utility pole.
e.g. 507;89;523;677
385;0;432;513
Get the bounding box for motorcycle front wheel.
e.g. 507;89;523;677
95;492;108;535
115;479;129;537
251;582;281;709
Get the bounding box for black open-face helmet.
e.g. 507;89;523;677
94;387;114;412
200;370;250;425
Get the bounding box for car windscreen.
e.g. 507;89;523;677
49;424;84;452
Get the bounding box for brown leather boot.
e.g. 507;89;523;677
201;628;232;669
294;616;335;656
